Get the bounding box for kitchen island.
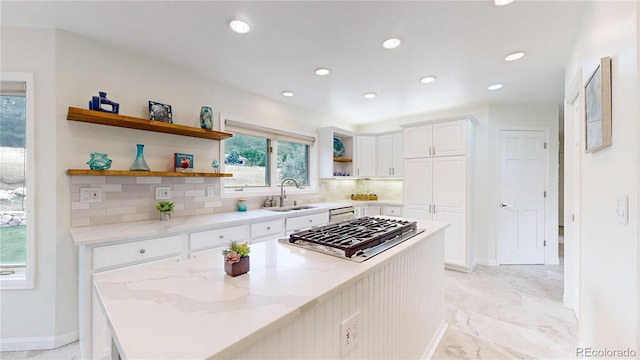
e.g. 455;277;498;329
93;219;448;359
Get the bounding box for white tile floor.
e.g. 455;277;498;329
2;246;574;359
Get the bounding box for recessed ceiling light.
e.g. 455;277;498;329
363;92;377;99
382;38;401;49
504;52;525;62
419;76;437;84
282;91;294;97
494;0;514;6
488;84;503;90
229;19;251;34
315;68;331;76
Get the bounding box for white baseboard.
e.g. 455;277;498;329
422;321;448;359
475;258;498;266
0;329;78;352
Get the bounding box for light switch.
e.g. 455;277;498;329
155;186;171;200
617;193;629;225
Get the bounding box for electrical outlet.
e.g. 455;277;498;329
340;312;360;356
206;186;214;198
155;187;171;200
79;188;102;203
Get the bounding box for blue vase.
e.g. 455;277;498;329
200;106;213;130
130;144;150;171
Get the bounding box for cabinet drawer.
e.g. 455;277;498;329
251;219;283;240
190;225;250;252
93;235;182;271
383;206;402;217
286;212;329;231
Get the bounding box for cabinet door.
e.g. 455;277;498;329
404;206;431;221
433;120;466;157
404;125;433;158
403;157;433;211
286;212;329;231
377;134;394;176
356;136;377;176
364;205;382;216
383;206;402;217
392;133;404;176
433;156;467;266
190;225;250;252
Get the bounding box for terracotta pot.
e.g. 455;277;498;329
225;256;250;277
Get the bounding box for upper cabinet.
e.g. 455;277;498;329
377;132;403;177
355;136;377;177
403;119;470;158
318;127;355;178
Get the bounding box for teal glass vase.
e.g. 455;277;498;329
130;144;150;171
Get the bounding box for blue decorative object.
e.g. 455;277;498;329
89;92;119;114
87;152;112;170
200;106;213;130
211;159;220;173
130;144;150;171
333;137;345;158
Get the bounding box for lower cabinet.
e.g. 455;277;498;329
190;225;250;253
251;219;284;244
285;212;329;232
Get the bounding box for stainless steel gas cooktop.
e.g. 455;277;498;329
280;216;424;262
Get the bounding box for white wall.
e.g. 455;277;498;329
0;27;63;346
565;1;638;350
0;27;353;347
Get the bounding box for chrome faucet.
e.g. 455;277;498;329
279;178;300;207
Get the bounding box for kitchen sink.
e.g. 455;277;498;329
267;205;317;212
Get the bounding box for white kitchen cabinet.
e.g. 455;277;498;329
318;126;355;178
403;119;467;158
190;225;250;252
383;205;402;217
377;132;403;177
285;211;329;232
250;219;284;243
402;115;477;272
355;135;377;177
93;235;182;271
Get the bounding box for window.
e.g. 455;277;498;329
223;117;315;196
0;74;34;289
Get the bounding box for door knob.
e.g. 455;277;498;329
500;203;514;208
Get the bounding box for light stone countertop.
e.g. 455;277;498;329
93;219;447;360
70;201;403;246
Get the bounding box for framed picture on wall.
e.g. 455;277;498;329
585;56;612;153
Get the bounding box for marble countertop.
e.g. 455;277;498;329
70;200;403;246
93;219;447;359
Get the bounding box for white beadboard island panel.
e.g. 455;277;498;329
93;220;447;359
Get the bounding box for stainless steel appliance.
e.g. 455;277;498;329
328;205;355;223
280;216;424;262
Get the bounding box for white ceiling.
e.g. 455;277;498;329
2;1;586;124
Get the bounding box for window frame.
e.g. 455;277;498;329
221;114;317;199
0;72;35;290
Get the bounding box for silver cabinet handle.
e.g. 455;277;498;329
432;146;436;156
433;204;436;214
139;249;146;254
428;146;432;156
500;203;514;208
428;204;432;214
389;168;392;175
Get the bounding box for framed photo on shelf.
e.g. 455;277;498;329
585;56;612;153
174;153;194;172
149;101;173;123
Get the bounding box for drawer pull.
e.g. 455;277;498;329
219;235;224;239
139;249;146;254
267;226;271;230
309;219;313;222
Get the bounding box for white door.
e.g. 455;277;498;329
433;156;467;267
433;120;466;157
392;133;403;176
404;125;433;158
377;134;393;176
498;130;546;264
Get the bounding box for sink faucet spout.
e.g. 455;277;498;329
279;178;300;207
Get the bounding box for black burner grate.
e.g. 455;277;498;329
289;216;417;258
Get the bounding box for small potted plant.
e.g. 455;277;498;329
222;240;251;277
156;201;175;220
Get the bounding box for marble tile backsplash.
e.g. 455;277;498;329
69;177;403;227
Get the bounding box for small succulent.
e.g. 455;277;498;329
155;201;175;213
222;240;250;264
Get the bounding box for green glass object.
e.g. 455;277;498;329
130;144;150;171
87;152;112;170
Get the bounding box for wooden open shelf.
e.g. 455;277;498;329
67;169;232;177
67;107;233;141
333;157;353;162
